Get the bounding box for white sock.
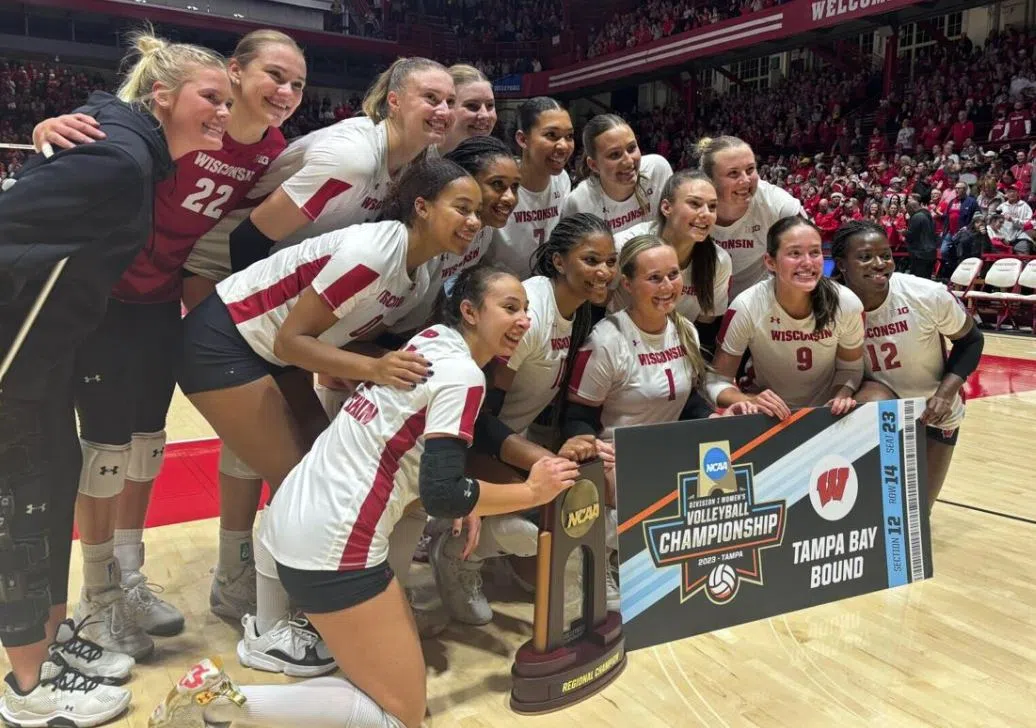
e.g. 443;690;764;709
240;677;405;728
218;528;254;575
253;536;290;634
81;539;118;595
113;529;144;573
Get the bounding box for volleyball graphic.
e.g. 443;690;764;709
707;564;738;603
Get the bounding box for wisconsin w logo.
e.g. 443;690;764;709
816;467;850;506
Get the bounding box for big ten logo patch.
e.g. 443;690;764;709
698;441;737;497
808;454;859;521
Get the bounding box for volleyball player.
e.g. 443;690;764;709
438;64;497;155
696;137;804;304
183;56;454;653
150;266;581;728
176;159;480;676
562;114;672;235
382;135;521;354
708;217;865;416
562;236;759;610
831;220;984;510
32;30;306;657
612;170;732;326
0;31;229;727
486;97;575;278
430;214;617;624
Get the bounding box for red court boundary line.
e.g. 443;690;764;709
616;408;813;536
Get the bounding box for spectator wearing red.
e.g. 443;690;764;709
814;198;841;241
949;110;974;148
1006;101;1032;140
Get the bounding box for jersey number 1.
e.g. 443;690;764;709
182;178;234;220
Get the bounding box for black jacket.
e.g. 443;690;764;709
0;92;175;397
905;209;938;261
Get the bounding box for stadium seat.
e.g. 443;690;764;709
965;258;1024;330
999;259;1036;333
947;257;982;305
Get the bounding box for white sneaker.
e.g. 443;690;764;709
148;657;246;728
405;588;449;639
209;562;257;622
429;531;493;625
236;614;336;678
49;618;134;684
0;654;130;728
74;588;154;661
606;566;620;613
123;571;185;637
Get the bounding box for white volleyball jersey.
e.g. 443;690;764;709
260;325;485;571
862;273;968;429
710;180;803;299
497;276;573;433
195;117;394;256
389;225;494;335
611;221;733;321
562;155;672;235
568;310;698;441
487;173;571;278
216;221;430;366
717;278;864;408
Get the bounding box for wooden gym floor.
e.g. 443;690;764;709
3;334;1035;727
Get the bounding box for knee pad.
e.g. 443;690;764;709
78;441;130;497
314;383;351;421
218;445;261;481
474;514;539;560
0;492;52;644
128;430;166;482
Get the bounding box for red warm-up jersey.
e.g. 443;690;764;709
111;127;286;303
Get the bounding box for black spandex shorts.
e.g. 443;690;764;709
276;561;394;613
926;425;959;446
177;293;292;395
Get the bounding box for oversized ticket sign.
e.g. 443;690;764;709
614;399;931;652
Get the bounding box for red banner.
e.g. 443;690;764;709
524;0;921;96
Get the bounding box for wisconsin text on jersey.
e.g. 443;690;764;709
771;328;834;342
637;344;687;366
866;320;910;338
718;239;756;249
550;335;571;352
193;152;260;182
513;207;559;223
607;206;648;230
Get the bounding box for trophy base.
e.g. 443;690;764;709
510;612;626;714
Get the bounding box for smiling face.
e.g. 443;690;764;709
711;144;759;216
462;273;531;360
419;176;483;256
519;109;574;176
587;124;641;195
765;223;825;295
155;65;232;159
624;245;682;318
230;42;306;128
837;229;894;302
553;231;617;307
445;80;496;149
661;177;718;244
474;155;521;229
391;68;456;147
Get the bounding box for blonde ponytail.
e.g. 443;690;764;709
362;56;448;123
117;26;226;112
668;311;708;387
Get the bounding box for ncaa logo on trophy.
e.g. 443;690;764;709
510;459;626;713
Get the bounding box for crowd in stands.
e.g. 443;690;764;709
0;59;107;182
585;0;793;59
3;28;1034;269
405;0;564;44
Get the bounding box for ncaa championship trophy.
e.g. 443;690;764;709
510;458;626;713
